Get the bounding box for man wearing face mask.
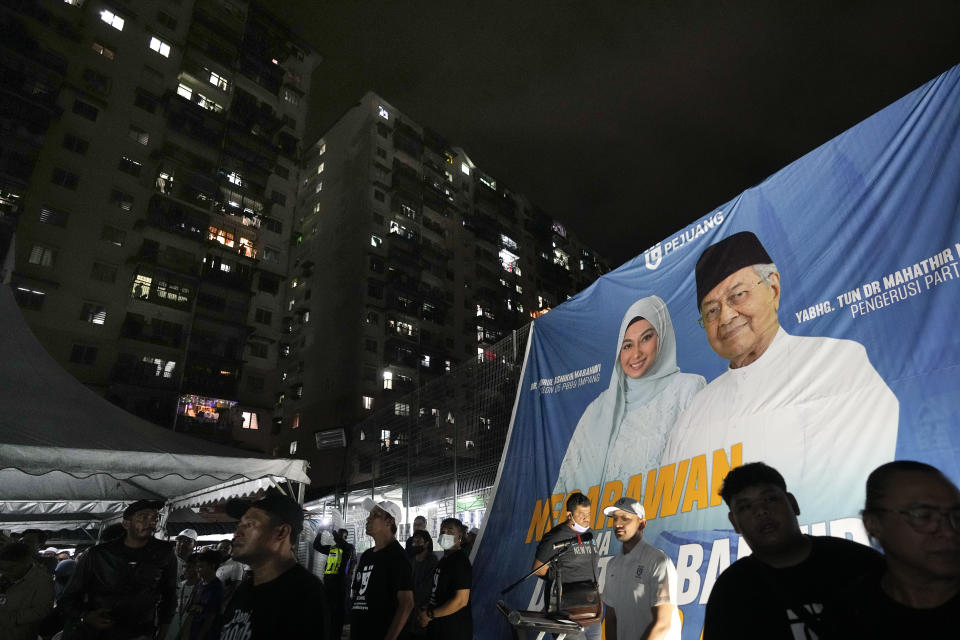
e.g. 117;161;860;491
417;518;472;639
402;530;438;639
532;492;601;640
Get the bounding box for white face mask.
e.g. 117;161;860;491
438;534;457;550
569;521;589;534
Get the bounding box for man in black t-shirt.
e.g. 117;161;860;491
703;462;883;639
532;492;599;638
350;499;414;640
419;517;472;640
219;491;328;640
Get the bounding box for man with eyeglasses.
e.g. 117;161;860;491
830;460;960;634
703;463;882;639
59;499;178;640
663;231;898;525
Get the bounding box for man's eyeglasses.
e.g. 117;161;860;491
698;280;764;328
872;506;960;533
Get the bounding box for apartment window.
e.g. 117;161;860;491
241;410;259;427
28;244;57;267
176;83;192;100
208;71;228;90
382;370;393;390
156;278;190;303
376;147;387;159
156;170;174;194
157;10;177;30
364;339;377;353
134;88;158;113
248;342;268;358
91;41;116;60
370;234;383;248
289;441;298;455
69;344;98;364
394;402;410;416
81;68;111;95
39;207;69;227
81;303;107;325
377;105;389;120
14;287;46;310
110;189;134;211
149;36;171;57
366;280;382;299
262;246;280;263
281;89;299;106
118;156;142;177
365;311;379;325
100;225;125;247
62;133;89;155
461;162;470;176
373;190;385;202
142;356;176;378
51;168;79;190
90;261;118;283
362;396;374;410
263;217;282;233
99;9;124;30
270;190;286;206
275;165;290;180
128;125;149;145
254;308;272;325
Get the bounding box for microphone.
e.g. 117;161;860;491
552;531;593;550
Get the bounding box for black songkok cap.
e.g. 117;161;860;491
695;231;773;307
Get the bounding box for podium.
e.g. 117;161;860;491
496;599;584;640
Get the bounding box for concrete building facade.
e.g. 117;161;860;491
4;0;320;453
283;93;610;490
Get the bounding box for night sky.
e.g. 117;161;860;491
273;1;960;266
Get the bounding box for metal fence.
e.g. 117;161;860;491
305;325;531;554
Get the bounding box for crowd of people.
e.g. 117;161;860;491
0;494;476;640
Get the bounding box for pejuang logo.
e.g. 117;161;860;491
644;210;725;270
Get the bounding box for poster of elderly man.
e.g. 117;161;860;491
473;65;960;640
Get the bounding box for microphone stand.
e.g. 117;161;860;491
500;543;576;597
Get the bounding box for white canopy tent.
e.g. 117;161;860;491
0;285;310;533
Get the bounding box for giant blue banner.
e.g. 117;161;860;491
473;64;960;638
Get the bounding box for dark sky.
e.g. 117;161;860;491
273;1;960;266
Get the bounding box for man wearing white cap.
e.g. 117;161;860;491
174;528;198;581
601;497;680;640
350;499;413;640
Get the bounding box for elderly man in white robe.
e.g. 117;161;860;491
663;231;899;527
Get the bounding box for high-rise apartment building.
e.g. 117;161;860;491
4;0;320;453
283;93;610;488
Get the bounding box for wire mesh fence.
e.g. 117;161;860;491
305;324;531;554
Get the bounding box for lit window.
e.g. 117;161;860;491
100;9;124;30
315;181;322;194
362;396;373;410
383;370;393;390
92;41;115;60
242;412;259;429
28;244;56;267
177;83;192;99
289;440;298;454
208;71;228;90
292;413;301;428
149;36;171;58
394;403;409;416
227;171;243;186
317;162;324;175
128;125;150;146
317;142;326;155
461;162;470;176
81;303;107;325
377;105;389;119
370;235;383;248
421;354;430;367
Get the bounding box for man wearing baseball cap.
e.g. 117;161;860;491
59;499;177;640
350;499;413;640
601;497;680;640
219;491;328;639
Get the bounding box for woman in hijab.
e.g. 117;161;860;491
554;295;705;496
